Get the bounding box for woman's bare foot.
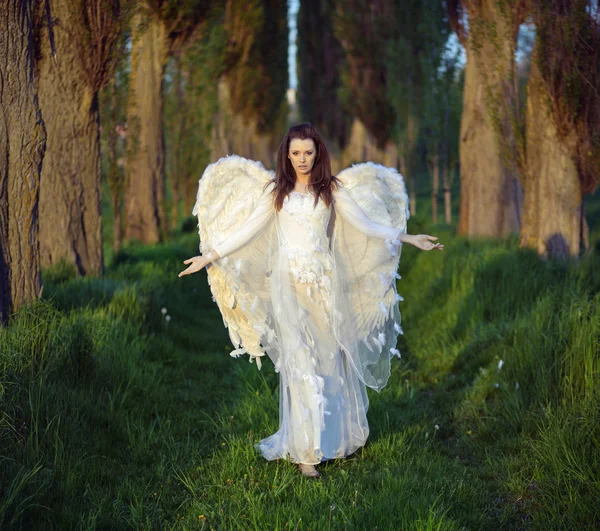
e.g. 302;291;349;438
298;464;320;478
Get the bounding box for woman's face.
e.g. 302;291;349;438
288;138;316;178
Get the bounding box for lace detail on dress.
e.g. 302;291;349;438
281;192;334;315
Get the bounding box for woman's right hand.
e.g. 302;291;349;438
178;254;212;278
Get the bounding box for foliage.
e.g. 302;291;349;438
420;44;464;201
385;0;449;198
143;0;213;52
163;13;225;227
99;41;130;250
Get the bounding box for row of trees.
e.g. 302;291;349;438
451;0;599;259
296;0;599;259
2;0;599;323
0;0;288;323
297;0;462;221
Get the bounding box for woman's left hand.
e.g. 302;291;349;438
410;234;444;251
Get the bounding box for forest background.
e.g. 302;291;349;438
1;0;599;528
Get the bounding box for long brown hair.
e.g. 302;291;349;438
271;123;339;211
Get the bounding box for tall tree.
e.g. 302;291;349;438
448;0;525;237
297;0;349;150
124;0;211;244
0;0;46;324
387;0;448;216
423;50;463;224
210;0;289;168
332;0;396;150
520;1;600;258
164;26;221;229
36;0;124;276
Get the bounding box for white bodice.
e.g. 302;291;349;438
279;191;334;295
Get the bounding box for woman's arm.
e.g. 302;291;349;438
208;182;276;261
332;185;443;250
332;184;404;241
179;183;275;278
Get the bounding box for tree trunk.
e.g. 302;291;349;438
458;1;522;237
442;165;452;225
36;0;104;277
125;12;169;244
520;44;583;259
210;79;280;169
0;0;46;324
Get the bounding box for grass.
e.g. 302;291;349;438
1;188;599;529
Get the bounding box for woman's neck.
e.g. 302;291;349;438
294;173;311;192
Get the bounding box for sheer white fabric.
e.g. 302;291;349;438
193;156;409;464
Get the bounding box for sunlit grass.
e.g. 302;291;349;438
1;188;599;528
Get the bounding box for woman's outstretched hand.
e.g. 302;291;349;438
178;254;212;278
408;234;444;251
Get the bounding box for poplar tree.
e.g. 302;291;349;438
124;0;211;244
520;0;600;258
0;0;46;324
448;0;525;237
297;0;349;149
36;0;125;276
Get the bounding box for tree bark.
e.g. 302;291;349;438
0;0;46;324
125;12;169;244
36;0;104;276
520;43;583;259
458;0;522;237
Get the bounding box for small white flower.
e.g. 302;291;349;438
494;382;499;388
497;359;504;371
161;307;167;315
165;315;171;322
434;424;439;430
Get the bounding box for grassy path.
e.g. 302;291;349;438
1;224;599;529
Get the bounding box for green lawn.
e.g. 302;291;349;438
1;195;599;529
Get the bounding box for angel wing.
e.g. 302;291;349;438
331;162;410;391
192;155;279;367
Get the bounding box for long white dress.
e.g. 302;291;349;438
193;156;409;464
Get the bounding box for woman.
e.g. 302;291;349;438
179;123;443;478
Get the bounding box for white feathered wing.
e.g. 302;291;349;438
192;155;279;368
331;162;410;391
